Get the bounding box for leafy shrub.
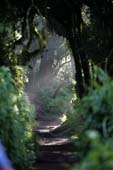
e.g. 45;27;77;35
73;130;113;170
72;67;113;170
78;67;113;138
36;84;73;116
0;67;36;170
66;98;85;135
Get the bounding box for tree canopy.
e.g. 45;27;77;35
0;0;113;97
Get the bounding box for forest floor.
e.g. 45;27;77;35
33;113;79;170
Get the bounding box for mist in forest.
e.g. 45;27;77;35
25;32;75;117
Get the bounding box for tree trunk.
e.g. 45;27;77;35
69;36;85;98
76;36;90;87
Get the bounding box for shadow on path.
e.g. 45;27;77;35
34;114;79;170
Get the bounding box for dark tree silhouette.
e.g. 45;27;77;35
1;0;113;97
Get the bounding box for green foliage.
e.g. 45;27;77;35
66;99;84;135
73;130;113;170
72;67;113;170
12;66;27;91
0;67;36;170
79;67;113;138
36;84;73;116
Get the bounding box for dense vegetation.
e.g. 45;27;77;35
0;1;113;170
0;67;36;170
35;85;73;116
71;68;113;170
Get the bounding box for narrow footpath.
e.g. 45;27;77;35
34;114;79;170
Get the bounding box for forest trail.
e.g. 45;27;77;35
34;114;79;170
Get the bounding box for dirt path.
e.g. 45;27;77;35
34;114;79;170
